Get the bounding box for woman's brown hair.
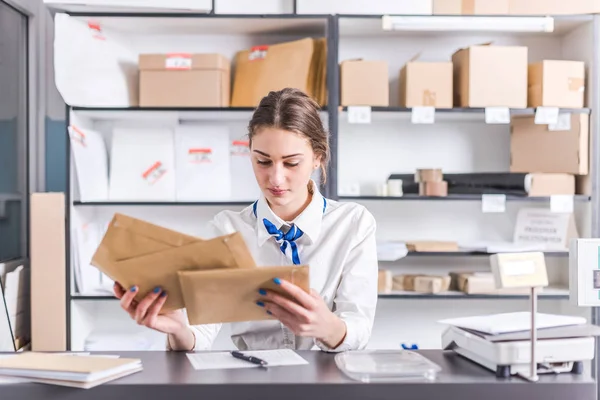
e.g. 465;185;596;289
247;88;330;183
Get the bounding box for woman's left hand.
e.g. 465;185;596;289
258;278;347;349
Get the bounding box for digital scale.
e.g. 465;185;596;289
442;325;593;378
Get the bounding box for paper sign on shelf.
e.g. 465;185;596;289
411;106;435;124
534;106;559;125
484;107;510;124
513;208;578;251
347;106;371;124
481;194;506;213
548;113;572;131
550;195;574;213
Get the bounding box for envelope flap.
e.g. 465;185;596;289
112;213;200;249
178;265;309;325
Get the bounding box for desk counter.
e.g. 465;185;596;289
2;350;596;400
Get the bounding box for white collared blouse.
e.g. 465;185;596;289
187;182;378;352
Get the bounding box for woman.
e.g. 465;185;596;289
114;88;378;352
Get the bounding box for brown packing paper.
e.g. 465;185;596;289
91;214;256;312
231;38;327;107
405;241;458;252
178;265;310;325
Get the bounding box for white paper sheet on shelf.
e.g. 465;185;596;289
46;0;212;12
109;128;176;201
438;312;587;335
0;273;14;352
458;241;550;253
68;125;109;202
230;139;261;202
377;241;408;261
175;125;231;201
72;212;111;295
54;14;139;107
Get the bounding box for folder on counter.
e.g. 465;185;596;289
0;352;142;389
178;265;310;325
90;213;257;312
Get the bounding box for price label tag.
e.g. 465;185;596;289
411;107;435;124
485;107;510;124
347;106;372;124
550;195;574;213
482;194;506;213
548;113;571;131
165;54;192;70
534;106;559;125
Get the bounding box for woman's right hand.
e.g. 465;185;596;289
113;282;187;335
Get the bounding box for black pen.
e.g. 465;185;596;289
231;351;269;367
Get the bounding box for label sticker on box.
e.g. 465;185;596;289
347;106;371;124
88;20;105;41
485;107;510;124
548;113;571;131
550;195;574;213
231;140;250;156
68;126;87;147
482;194;506;213
188;148;213;164
166;54;192;70
249;45;268;61
142;161;167;185
534;106;559;125
411;107;435;124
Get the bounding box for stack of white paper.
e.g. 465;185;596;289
109;128;176;201
68;125;109;201
0;267;14;352
230;139;261;201
186;349;309;370
376;241;408;261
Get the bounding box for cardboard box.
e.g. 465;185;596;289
399;60;453;108
419;181;448;196
528;60;585;108
509;0;600;15
434;0;509;15
415;168;443;182
139;53;230;107
231;38;327;107
451;272;530;295
392;274;451;293
510;114;589;175
378;270;393;293
528;173;575;196
452;44;527;108
406;241;458;252
340;60;389;106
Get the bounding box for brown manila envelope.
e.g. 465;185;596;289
90;213;256;312
178;265;310;325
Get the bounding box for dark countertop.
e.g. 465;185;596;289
1;350;595;400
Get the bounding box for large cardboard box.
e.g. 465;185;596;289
528;173;575;196
139;53;230;107
399;60;453;108
231;38;327;107
340;60;389;106
528;60;585;108
452;44;527;108
509;0;600;15
434;0;509;15
510;114;589;175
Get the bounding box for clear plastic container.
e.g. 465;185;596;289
335;350;442;382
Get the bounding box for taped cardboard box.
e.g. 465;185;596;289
340;59;389;106
433;0;509;15
392;274;451;293
378;270;393;293
178;265;309;325
90;213;257;312
452;44;527;108
528;60;585;108
450;272;530;295
139;53;230;107
527;173;575;196
406;241;459;252
510;114;589;175
509;0;600;15
419;181;448;196
399;59;453;108
231;38;327;107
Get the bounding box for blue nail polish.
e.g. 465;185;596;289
259;289;267;295
160;291;167;297
130;286;137;292
256;301;265;307
267;310;272;315
273;277;281;285
153;287;161;294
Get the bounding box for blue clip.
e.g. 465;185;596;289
401;343;419;350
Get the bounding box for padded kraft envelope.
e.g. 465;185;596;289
178;265;310;325
91;213;256;312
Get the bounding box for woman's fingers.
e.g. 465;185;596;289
113;282;126;299
134;287;163;324
141;291;168;327
120;285;139;313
